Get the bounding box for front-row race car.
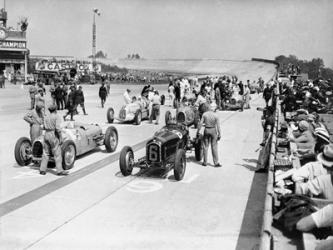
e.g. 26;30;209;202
118;121;203;181
14;122;119;170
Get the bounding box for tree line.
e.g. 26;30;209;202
275;55;333;81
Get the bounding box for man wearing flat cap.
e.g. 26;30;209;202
39;104;68;176
23;101;44;142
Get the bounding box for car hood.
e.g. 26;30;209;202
153;128;184;143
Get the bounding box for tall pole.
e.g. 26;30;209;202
92;12;96;72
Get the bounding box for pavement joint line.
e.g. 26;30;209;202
0;139;149;218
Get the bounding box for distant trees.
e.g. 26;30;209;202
89;50;107;59
275;55;332;80
127;54;141;60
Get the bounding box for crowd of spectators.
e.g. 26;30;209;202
267;71;333;249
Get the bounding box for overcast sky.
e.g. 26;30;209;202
4;0;333;67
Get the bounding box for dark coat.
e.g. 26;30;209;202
99;86;107;99
75;89;84;104
67;91;76;108
55;86;64;99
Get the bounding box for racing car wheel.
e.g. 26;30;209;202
107;108;115;123
119;146;134;176
174;149;186;181
14;137;32;166
104;126;118;152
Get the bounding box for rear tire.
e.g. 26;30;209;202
104;126;118;152
134;110;142;125
107;107;114;123
119;146;134;176
61;140;76;170
14;137;32;166
174;149;186;181
161;95;165;105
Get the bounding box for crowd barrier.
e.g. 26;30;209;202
259;72;279;250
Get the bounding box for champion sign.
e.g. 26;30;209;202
0;40;26;49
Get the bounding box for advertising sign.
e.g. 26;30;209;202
35;61;101;72
0;40;26;49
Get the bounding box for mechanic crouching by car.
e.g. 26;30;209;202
23;102;44;142
149;90;161;125
197;103;221;167
40;104;69;176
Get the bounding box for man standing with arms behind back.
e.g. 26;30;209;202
197;104;221;167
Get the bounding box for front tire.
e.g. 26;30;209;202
119;146;134;176
14;137;32;166
107;107;114;123
104;126;118;152
174;149;186;181
61;140;76;170
134;110;142;125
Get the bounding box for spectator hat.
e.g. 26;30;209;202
315;127;330;144
298;120;309;131
127;89;131;93
317;144;333;167
48;104;57;112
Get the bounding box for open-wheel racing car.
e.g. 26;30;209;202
107;98;150;125
165;102;200;128
119;121;203;181
14;122;119;170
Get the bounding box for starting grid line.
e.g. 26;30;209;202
0;140;148;218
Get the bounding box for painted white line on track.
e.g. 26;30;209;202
126;180;163;193
12;170;42;179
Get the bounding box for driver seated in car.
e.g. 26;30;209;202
125;96;141;113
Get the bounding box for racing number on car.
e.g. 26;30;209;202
149;144;159;162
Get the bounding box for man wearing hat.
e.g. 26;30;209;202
34;88;45;111
40;104;68;176
23;102;44;142
289;120;316;155
314;127;330;154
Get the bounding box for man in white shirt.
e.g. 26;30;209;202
123;89;131;104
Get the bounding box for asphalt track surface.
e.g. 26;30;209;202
0;61;276;250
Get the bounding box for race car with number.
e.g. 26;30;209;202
119;121;203;181
14;121;118;170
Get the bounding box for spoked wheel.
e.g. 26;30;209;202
174;149;186;181
107;107;115;123
119;146;134;176
61;140;76;170
104;126;118;152
14;137;32;166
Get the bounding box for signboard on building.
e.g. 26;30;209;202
35;61;101;72
0;40;26;49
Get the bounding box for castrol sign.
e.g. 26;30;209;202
35;62;101;72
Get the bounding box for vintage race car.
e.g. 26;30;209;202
119;121;203;181
107;98;150;125
14;121;118;170
165;102;200;128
